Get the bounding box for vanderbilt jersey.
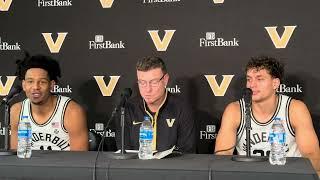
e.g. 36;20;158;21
20;95;71;151
236;94;301;157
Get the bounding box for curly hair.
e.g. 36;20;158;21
245;56;284;81
15;53;61;82
136;56;167;74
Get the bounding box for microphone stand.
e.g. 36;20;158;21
232;98;266;162
107;101;137;159
0;101;16;155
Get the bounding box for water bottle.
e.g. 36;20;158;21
138;116;153;160
17;115;32;158
269;117;286;165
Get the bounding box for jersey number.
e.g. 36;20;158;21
40;145;52;150
253;149;270;156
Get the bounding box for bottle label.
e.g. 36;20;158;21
269;132;286;144
18;130;32;138
140;129;153;140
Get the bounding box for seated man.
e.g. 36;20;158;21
215;56;320;174
116;56;196;153
10;54;88;151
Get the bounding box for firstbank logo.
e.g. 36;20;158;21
166;85;181;94
200;125;217;140
0;0;12;11
200;32;239;47
265;26;296;48
94;76;120;96
42;32;67;53
205;75;234;96
0;76;16;96
89;35;125;49
277;83;302;93
148;30;175;51
0;127;6;136
100;0;114;8
37;0;72;7
51;85;72;93
90;123;115;137
0;37;21;51
143;0;180;4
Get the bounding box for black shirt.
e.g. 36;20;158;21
116;92;196;153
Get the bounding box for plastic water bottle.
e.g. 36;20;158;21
17;115;32;158
269;117;286;165
138;116;153;160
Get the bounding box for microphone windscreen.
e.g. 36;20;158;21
121;88;132;98
243;88;252;104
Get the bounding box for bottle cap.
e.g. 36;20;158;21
144;116;151;121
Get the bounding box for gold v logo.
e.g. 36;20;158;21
166;118;175;127
265;26;296;49
0;76;16;96
94;76;120;96
100;0;114;8
0;0;13;11
42;32;68;53
148;30;175;51
212;0;224;4
205;75;234;96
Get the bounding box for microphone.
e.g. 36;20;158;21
118;88;132;108
243;88;253;157
0;85;22;155
96;88;136;160
232;87;266;162
243;88;252;107
1;85;22;105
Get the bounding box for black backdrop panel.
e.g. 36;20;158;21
0;0;319;153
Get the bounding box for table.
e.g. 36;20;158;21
0;151;317;180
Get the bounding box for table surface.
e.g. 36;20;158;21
0;151;317;180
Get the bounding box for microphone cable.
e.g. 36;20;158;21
215;88;252;155
92;107;118;180
92;88;131;180
214;125;245;154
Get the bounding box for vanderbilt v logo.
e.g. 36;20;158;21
42;32;68;53
0;76;16;96
148;30;175;51
100;0;114;8
212;0;224;3
265;26;296;48
0;0;12;11
166;119;175;128
94;76;120;96
205;75;234;96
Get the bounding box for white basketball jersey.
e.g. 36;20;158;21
236;94;301;157
20;95;71;151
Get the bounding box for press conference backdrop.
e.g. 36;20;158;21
0;0;320;153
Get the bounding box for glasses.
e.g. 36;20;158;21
137;74;166;88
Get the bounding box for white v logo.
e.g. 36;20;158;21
166;119;175;127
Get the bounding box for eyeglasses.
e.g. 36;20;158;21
137;74;166;88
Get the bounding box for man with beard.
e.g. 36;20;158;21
10;54;88;151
